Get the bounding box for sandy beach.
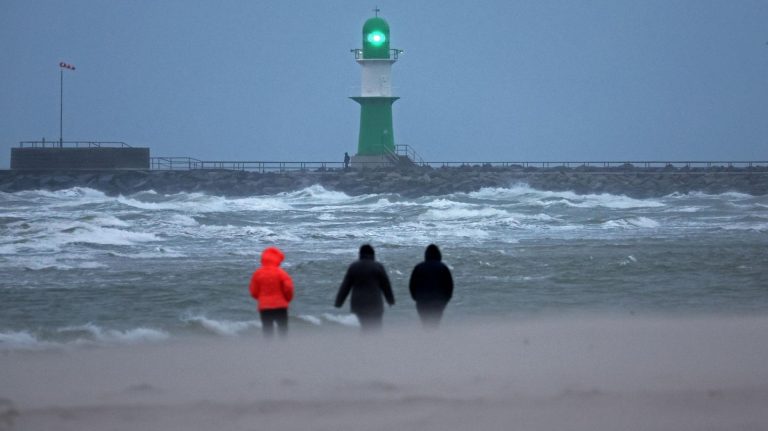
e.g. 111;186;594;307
2;315;767;431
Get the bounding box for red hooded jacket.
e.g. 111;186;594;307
249;247;294;311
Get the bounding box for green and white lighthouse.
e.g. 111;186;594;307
350;10;403;168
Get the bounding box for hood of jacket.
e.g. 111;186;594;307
359;244;375;260
260;246;284;267
425;244;442;261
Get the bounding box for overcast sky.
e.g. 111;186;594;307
1;1;767;168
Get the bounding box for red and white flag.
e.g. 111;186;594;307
59;62;76;70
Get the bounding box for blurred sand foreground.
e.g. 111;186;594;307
1;316;767;431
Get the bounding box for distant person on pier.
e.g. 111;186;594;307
344;152;351;169
335;244;395;332
249;246;294;338
409;244;453;328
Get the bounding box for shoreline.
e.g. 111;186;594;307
2;315;767;431
1;166;767;198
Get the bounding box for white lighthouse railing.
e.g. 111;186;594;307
350;48;403;60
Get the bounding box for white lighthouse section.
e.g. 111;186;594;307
358;59;396;97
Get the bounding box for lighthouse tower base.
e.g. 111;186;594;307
351;153;417;170
350;154;395;169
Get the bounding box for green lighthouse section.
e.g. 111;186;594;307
362;17;390;59
352;96;399;155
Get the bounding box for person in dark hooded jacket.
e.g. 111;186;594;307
334;244;395;332
409;244;453;327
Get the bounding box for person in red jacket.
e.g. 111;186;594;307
248;246;294;337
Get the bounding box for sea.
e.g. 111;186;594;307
1;183;767;350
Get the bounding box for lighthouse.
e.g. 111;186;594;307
350;10;403;168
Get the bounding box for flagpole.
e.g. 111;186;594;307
58;62;75;147
59;67;64;147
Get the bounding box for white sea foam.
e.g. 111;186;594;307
58;323;169;344
418;207;510;221
103;327;170;343
168;214;198;226
305;197;406;214
668;191;755;201
464;184;534;200
20;258;108;271
86;214;131;227
0;330;54;350
117;193;293;213
35;187;110;203
183;315;261;336
468;185;667;209
424;198;475;210
280;185;353;204
108;247;187;259
356;222;442;245
566;194;664;209
62;225;160;246
186;224;303;242
719;222;768;232
226;196;294;211
514;212;558;221
665;206;701;213
602;217;660;229
8;219;160;252
719;191;755;199
297;315;323;326
467;185;664;208
0;325;171;350
322;313;360;327
619;255;639;266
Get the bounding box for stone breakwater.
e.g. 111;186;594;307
1;166;767;197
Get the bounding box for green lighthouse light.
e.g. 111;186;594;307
367;31;386;46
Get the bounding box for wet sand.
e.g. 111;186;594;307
2;315;768;431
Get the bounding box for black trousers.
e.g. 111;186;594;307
416;302;446;328
356;312;383;333
260;308;288;337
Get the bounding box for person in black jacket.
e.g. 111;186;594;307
335;244;395;332
409;244;453;328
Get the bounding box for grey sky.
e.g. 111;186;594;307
1;0;767;169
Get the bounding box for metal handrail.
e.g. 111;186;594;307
149;157;768;172
394;144;426;165
150;157;203;170
427;161;768;169
18;140;132;148
150;157;347;172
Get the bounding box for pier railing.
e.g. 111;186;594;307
18;140;132;148
426;161;768;169
149;157;768;172
150;157;345;172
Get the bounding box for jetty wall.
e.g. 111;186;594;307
1;166;766;198
10;147;150;170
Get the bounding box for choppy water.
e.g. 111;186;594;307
1;184;767;349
